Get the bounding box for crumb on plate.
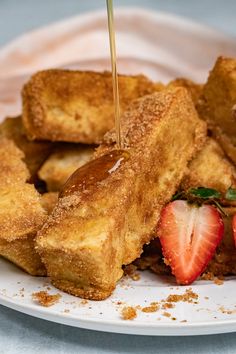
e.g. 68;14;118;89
121;306;137;320
162;312;171;318
214;277;224;285
165;288;198;303
32;291;61;307
142;303;160;313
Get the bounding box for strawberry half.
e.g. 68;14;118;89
232;214;236;248
158;200;224;285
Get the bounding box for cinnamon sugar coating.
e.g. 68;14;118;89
36;88;206;300
22;70;162;144
0;138;47;275
182;137;236;195
0;116;52;177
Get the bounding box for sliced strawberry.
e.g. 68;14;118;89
232;214;236;248
158;200;224;285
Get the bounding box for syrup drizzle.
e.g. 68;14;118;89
60;150;129;197
106;0;122;149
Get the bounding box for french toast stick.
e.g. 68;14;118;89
38;144;95;191
0;138;47;275
22;70;162;144
197;56;236;164
182;137;236;194
36;88;206;300
0;116;52;177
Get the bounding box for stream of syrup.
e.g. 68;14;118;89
106;0;122;149
60;1;126;197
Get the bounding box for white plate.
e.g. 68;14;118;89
1;9;236;337
1;258;236;336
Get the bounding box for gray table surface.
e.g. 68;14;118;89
1;1;236;353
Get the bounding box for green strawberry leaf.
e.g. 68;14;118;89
188;187;221;199
225;187;236;201
172;187;227;215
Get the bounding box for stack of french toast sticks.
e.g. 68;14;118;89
0;56;236;300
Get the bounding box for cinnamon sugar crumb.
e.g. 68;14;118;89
201;272;224;284
131;273;141;281
162;312;171;318
214;277;224;285
166;288;198;304
142;304;159;313
121;306;137;320
32;291;61;307
201;271;215;280
80;299;88;305
161;302;174;309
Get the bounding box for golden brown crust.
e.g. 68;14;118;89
0;235;46;276
167;78;203;105
197;56;236;154
0;136;29;183
0;186;45;241
36;88;206;300
22;70;160;144
36;248;117;300
182;137;236;194
38;144;95;191
0;138;46;240
51;279;113;301
0;137;47;275
0;116;52;176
